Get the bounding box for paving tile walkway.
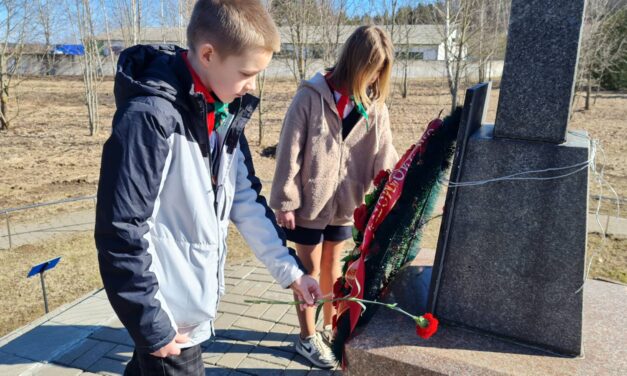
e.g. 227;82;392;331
0;258;340;376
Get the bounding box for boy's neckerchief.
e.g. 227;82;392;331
182;51;230;135
208;96;229;131
325;73;369;130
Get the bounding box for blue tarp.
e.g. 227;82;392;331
53;44;85;55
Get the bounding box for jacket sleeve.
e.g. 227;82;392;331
269;88;310;212
230;135;306;288
373;104;399;176
94;100;176;353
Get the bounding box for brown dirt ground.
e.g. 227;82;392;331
0;77;625;337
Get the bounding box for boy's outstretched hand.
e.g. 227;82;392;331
150;332;190;358
290;275;323;311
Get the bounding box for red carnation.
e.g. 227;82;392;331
353;204;368;232
373;169;390;186
415;313;439;339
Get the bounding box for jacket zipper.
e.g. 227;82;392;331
201;99;224;317
214;101;243;313
328;102;344;218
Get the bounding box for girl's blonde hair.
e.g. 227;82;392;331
327;25;394;108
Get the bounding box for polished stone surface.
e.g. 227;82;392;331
430;126;590;356
494;0;586;143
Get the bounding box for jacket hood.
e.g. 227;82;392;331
114;44;192;109
300;72;338;110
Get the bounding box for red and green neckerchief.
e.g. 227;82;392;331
182;51;230;136
325;72;370;129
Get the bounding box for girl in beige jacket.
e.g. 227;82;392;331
270;25;398;368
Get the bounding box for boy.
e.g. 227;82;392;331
94;1;322;375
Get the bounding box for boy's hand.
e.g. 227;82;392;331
150;332;190;358
276;210;296;230
290;275;322;311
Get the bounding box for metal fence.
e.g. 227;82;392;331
0;180;276;250
1;191;621;250
0;195;96;250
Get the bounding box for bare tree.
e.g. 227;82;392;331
396;20;416;99
71;0;102;135
382;0;400;42
0;0;29;130
256;0;274;146
112;0;143;47
272;0;321;85
36;0;61;75
423;0;475;112
484;0;509;81
577;0;626;110
318;0;350;68
158;0;173;43
148;0;181;44
100;0;118;76
448;0;509;84
176;0;194;46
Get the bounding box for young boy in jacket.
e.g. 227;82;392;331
94;1;322;375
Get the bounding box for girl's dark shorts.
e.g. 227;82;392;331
284;225;352;246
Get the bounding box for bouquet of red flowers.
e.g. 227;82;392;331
331;108;462;363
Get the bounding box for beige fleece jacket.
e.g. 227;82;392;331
270;72;398;229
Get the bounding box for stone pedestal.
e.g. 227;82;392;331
430;125;590;355
345;257;627;376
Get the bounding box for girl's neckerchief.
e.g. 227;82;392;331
325;73;369;130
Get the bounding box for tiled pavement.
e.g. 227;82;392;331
0;258;340;375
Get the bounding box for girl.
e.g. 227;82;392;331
270;25;398;369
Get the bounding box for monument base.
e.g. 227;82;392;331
344;255;626;376
430;126;590;355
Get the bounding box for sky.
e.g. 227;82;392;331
0;0;430;44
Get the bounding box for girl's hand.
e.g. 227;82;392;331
276;210;296;230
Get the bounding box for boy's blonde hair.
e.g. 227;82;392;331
327;25;394;107
187;0;280;57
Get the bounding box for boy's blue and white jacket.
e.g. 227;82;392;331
95;45;304;353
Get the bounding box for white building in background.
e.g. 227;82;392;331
10;24;482;78
96;25;465;62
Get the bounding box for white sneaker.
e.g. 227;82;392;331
295;332;337;369
321;325;334;346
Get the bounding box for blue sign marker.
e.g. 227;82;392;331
27;257;61;314
27;257;61;278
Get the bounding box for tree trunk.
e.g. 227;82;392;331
0;54;8;130
585;72;592;110
1;92;8;130
401;62;408;99
257;71;266;146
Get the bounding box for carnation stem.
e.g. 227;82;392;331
244;297;429;328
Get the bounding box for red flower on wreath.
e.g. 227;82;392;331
353;204;368;232
373;169;390;187
415;313;439;339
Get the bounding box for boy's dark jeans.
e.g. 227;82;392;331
124;345;204;376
